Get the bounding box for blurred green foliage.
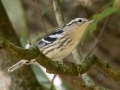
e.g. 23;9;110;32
81;6;118;43
20;29;28;46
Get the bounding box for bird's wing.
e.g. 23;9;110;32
35;28;64;48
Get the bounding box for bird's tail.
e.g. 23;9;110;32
8;59;38;72
8;60;29;72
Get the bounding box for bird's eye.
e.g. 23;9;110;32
78;19;82;23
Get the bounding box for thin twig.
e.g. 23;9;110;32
35;0;47;35
1;37;120;84
53;0;65;26
91;16;109;52
100;30;120;42
99;22;120;43
72;48;82;64
50;75;57;90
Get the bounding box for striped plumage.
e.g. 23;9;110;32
8;18;93;72
35;18;93;62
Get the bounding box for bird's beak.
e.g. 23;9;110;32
88;20;94;23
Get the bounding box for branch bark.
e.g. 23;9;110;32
0;37;120;81
0;37;95;75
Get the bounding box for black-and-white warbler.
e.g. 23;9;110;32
8;18;94;72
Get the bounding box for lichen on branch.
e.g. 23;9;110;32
0;36;120;85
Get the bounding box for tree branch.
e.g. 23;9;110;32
0;36;95;76
0;37;40;60
96;58;120;85
0;35;120;89
1;36;120;82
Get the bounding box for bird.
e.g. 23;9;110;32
8;18;94;72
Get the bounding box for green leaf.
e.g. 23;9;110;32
81;6;118;43
31;65;55;89
20;29;27;46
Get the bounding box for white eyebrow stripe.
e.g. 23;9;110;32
49;34;61;38
42;39;51;43
67;20;75;26
67;18;83;26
